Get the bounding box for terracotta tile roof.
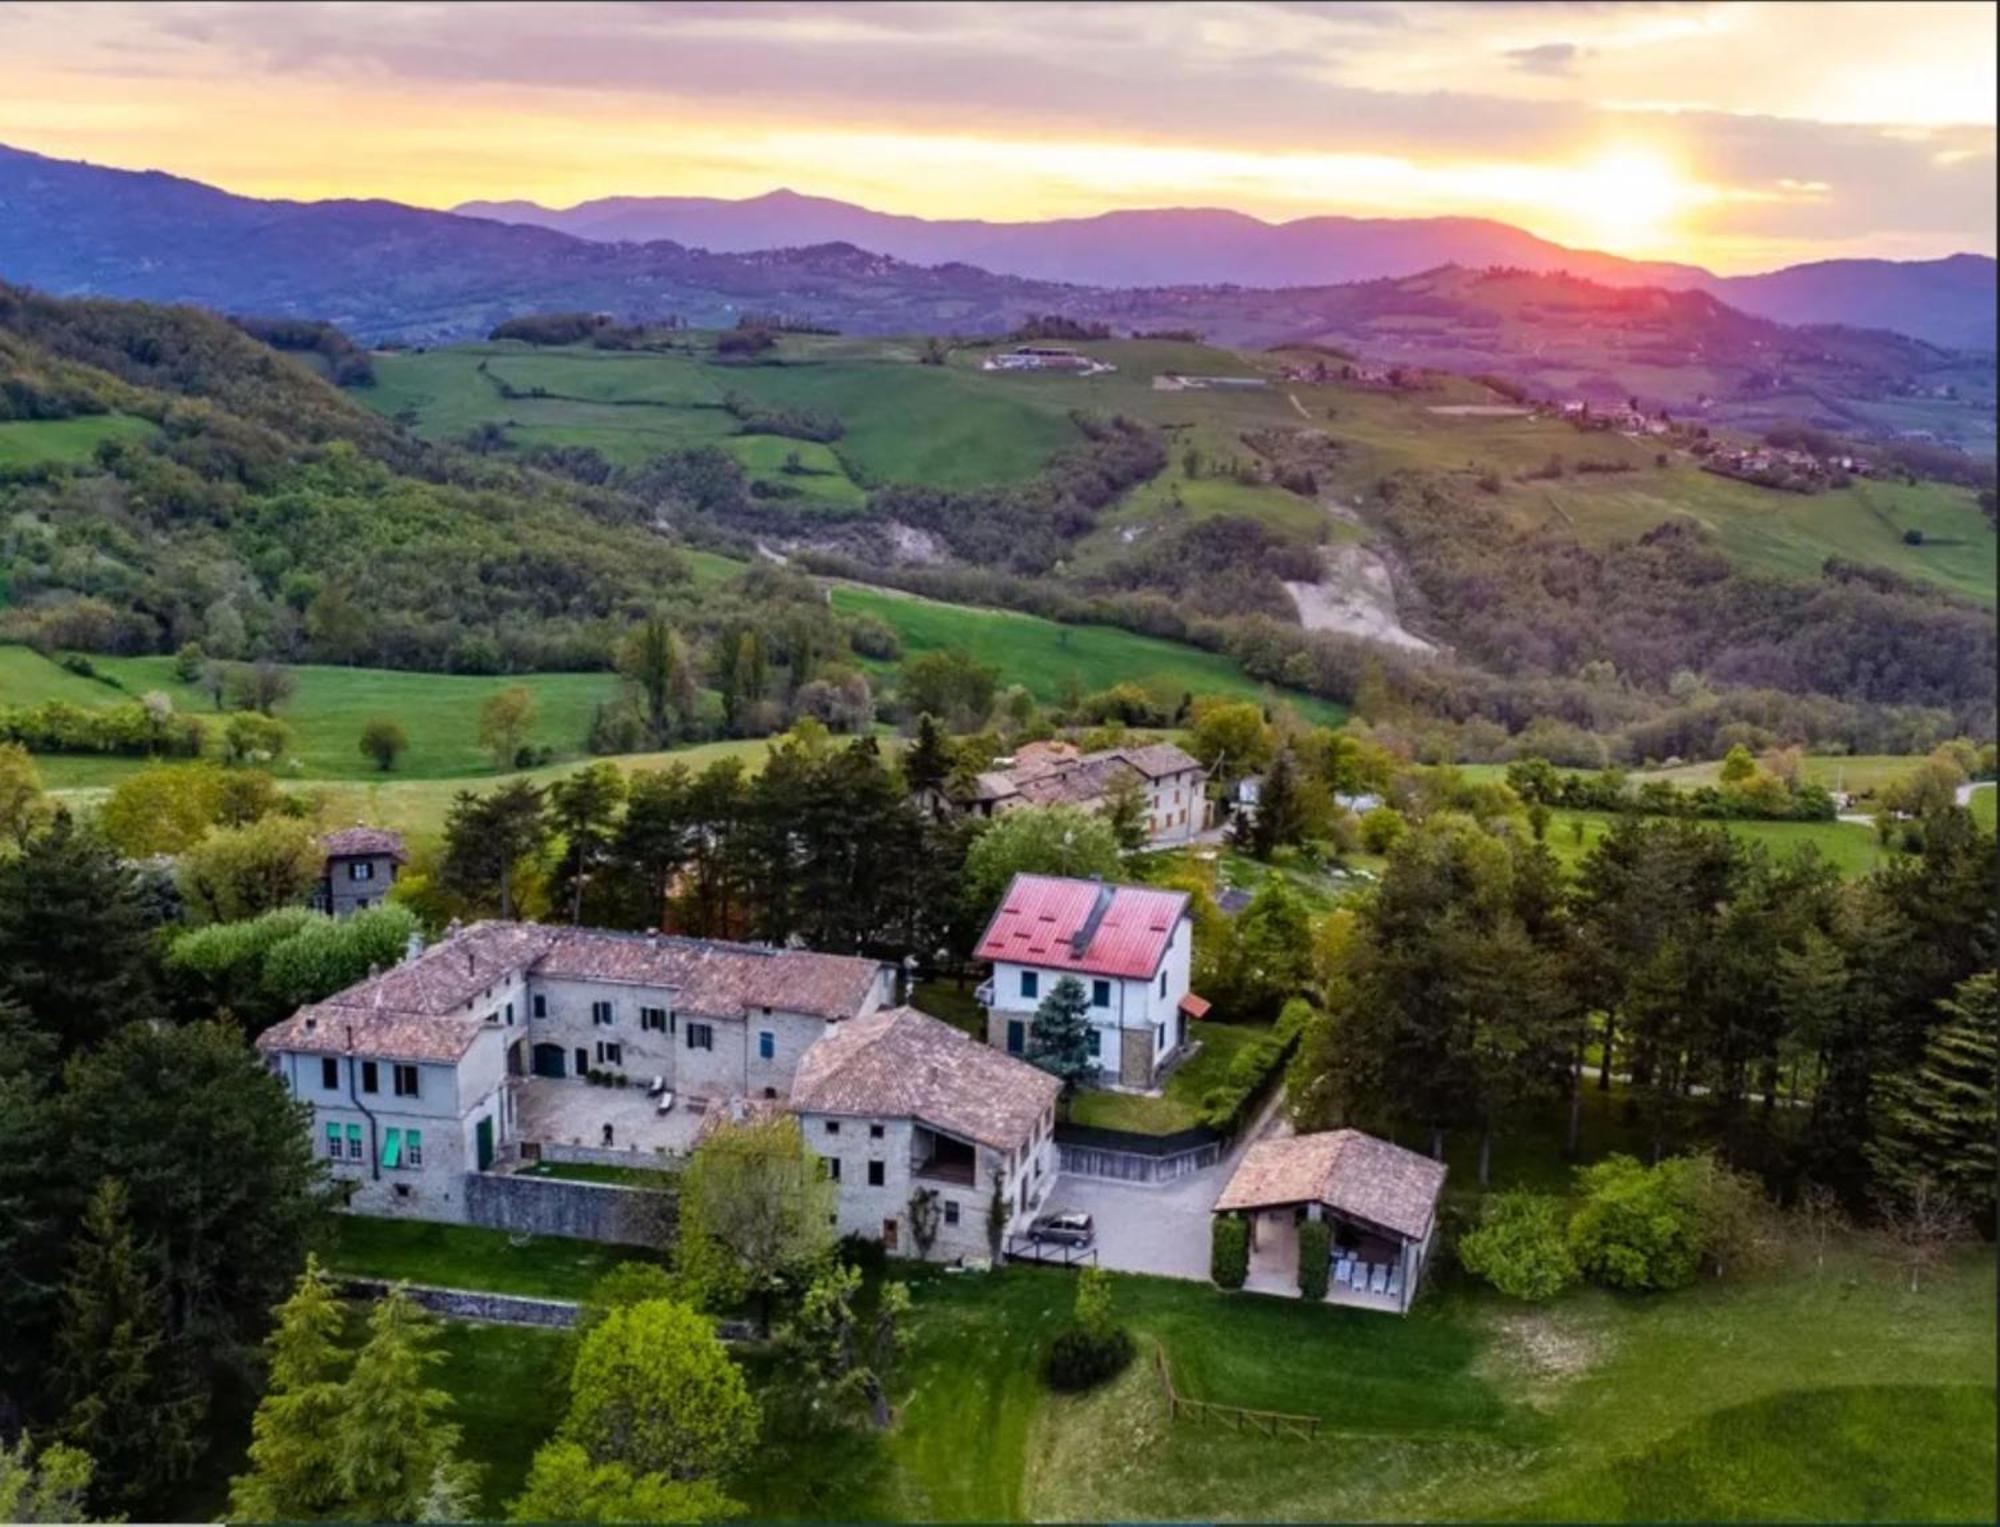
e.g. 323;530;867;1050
322;825;407;862
257;921;887;1064
1212;1130;1446;1242
971;741;1203;808
1013;755;1135;808
1111;742;1203;779
789;1006;1058;1150
974;874;1188;980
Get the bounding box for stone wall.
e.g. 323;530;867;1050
462;1171;675;1248
540;1140;688;1171
335;1278;760;1342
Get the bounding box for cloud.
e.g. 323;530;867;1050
1505;42;1584;76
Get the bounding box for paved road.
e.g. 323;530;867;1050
1039;1093;1289;1281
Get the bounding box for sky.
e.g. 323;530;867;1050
0;0;1993;273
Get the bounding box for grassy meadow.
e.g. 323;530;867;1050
0;412;156;469
313;1223;1994;1523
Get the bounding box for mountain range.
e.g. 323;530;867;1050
455;189;1997;353
0;141;1990;450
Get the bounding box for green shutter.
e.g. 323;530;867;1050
345;1123;362;1150
325;1123;341;1152
382;1128;403;1169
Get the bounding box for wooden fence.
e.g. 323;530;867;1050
1151;1341;1321;1440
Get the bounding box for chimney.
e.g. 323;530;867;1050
303;1015;317;1034
404;929;425;964
1071;883;1115;958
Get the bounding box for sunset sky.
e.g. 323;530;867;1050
0;0;1993;273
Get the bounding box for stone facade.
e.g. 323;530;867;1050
462;1170;675;1248
322;851;401;917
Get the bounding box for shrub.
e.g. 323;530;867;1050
1359;807;1406;853
1567;1155;1703;1291
1297;1217;1331;1300
1210;1215;1249;1289
1043;1324;1136;1392
1459;1191;1579;1300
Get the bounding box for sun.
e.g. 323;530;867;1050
1569;150;1696;254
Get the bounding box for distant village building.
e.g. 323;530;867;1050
970;740;1210;847
974;873;1204;1088
982;345;1115;375
791;1006;1060;1260
314;826;405;917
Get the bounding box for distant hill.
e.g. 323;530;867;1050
0;143;1988;450
456;189;1996;352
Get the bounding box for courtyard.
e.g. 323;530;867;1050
510;1076;709;1160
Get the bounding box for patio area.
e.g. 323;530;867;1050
510;1077;710;1161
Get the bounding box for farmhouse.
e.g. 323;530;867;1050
1214;1130;1446;1315
791;1005;1060;1261
970;739;1211;846
313;825;405;917
974;873;1203;1087
982;344;1115;375
256;919;891;1222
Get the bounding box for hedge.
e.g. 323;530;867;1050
1297;1217;1331;1300
1210;1215;1249;1289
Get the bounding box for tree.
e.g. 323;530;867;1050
773;1262;910;1431
549;763;629;925
1876;1176;1973;1293
228;660;297;716
222;711;292;767
900;713;954;814
561;1300;759;1481
962;805;1122;914
1869;973;1997;1227
477;686;539;769
0;743;46;850
1028;974;1097;1100
230;1256;350;1522
0;1436;96;1525
1188;699;1274;786
896;648;997;732
1238;747;1306;859
99;762;224;857
1043;1265;1134;1390
439;780;549;919
58;1021;330;1484
1102;769;1150;853
1718;744;1757;785
0;813;154;1060
675;1115;834;1332
359;717;409;772
1458;1191;1579;1300
1566;1155;1703;1291
52;1178;201;1512
334;1289;478;1523
508;1443;741;1525
175;815;323;924
619;615;698;746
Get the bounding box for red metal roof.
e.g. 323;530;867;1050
974;874;1188;981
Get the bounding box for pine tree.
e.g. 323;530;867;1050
230;1255;351;1522
334;1289;477;1523
53;1178;201;1512
1029;974;1098;1098
901;713;954;814
1238;749;1304;860
1870;972;1997;1225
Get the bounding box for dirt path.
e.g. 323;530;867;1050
1287;391;1311;421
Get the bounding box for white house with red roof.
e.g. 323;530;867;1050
973;873;1203;1088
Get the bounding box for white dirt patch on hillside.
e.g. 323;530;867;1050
1428;405;1532;417
1285;542;1436;653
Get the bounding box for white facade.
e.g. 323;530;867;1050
797;1104;1059;1262
984;912;1194;1087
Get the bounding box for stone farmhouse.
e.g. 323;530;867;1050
256;919;893;1222
792;1006;1060;1261
970;740;1211;847
1213;1130;1447;1314
974;873;1205;1088
312;825;405;917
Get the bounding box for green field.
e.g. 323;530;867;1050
1067;1020;1272;1133
830;584;1346;726
0;412;156;469
335;1242;1993;1523
1542;808;1887;878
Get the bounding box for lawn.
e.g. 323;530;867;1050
436;1320;570;1517
518;1159;681;1189
0;412;156;468
831;584;1346;726
323;1213;661;1299
1067;1020;1271;1134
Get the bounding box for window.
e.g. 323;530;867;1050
1160;970;1168;998
1019;970;1039;1000
943;1200;960;1226
394;1183;411;1199
393;1064;420;1098
350;861;374;881
686;1022;714;1052
324;1122;342;1158
867;1160;885;1187
596;1041;623;1066
824;1120;841;1135
484;1010;499;1026
320;1057;338;1090
532;994;547;1019
1087;1028;1102;1057
406;1129;423;1167
869;1122;884;1139
1006;1020;1024;1055
641;1007;667;1033
355;898;371;911
825;1156;841;1181
504;1001;514;1026
361;1061;379;1095
591;1000;613;1026
758;1031;775;1061
1091;979;1111;1009
345;1123;364;1161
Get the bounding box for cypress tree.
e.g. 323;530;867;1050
334;1289;477;1523
230;1255;351;1522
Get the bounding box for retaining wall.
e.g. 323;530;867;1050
1055;1120;1225;1184
335;1278;759;1342
462;1171;675;1248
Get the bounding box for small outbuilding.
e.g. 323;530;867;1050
1213;1129;1446;1314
